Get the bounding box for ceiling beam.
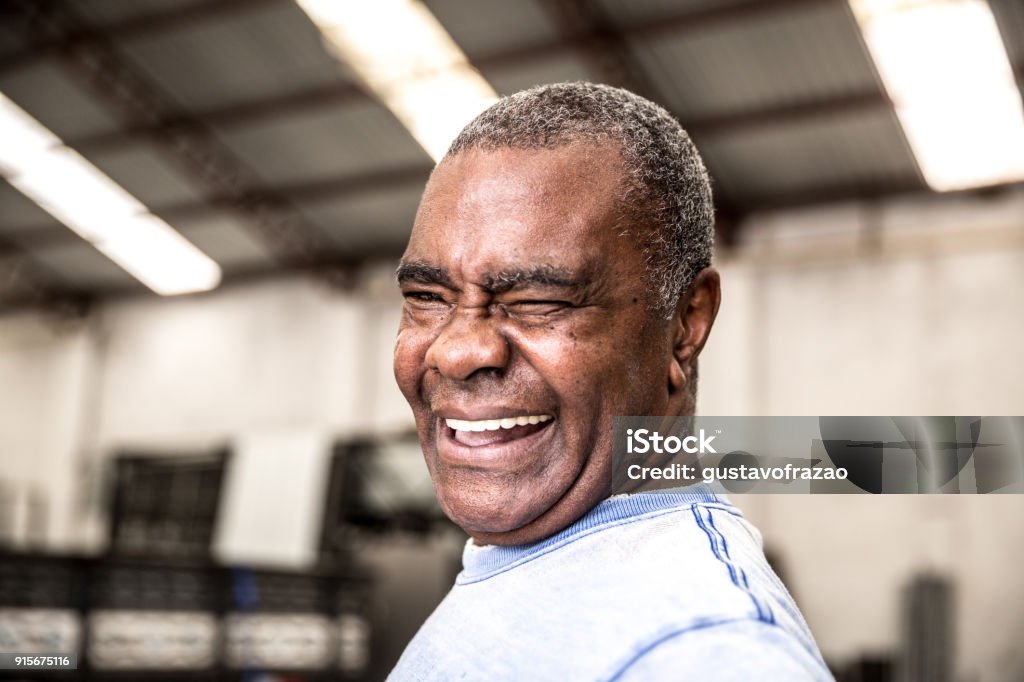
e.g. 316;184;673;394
7;0;337;268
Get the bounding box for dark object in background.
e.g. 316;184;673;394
901;573;954;682
109;451;228;560
321;438;445;552
0;553;368;681
836;655;895;682
0;447;376;681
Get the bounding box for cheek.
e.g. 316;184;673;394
515;337;621;414
393;327;429;400
521;321;664;411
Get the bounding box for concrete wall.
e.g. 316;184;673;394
1;188;1023;679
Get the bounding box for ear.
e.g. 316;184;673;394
667;267;721;396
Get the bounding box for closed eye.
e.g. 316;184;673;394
404;291;444;302
402;291;450;310
501;300;572;316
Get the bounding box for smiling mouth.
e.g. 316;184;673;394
444;415;553;447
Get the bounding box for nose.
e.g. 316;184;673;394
425;308;509;381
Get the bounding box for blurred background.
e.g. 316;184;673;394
1;0;1023;680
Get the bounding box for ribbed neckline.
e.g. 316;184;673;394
459;486;728;583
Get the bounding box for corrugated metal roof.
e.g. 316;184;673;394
423;0;560;59
30;242;146;292
629;2;880;119
88;146;208;208
485;53;595;95
0;61;120;139
75;0;215;25
0;185;61;235
701;107;919;202
0;14;29;55
217;98;429;186
0;0;1018;306
300;182;425;254
172;213;277;272
597;0;745;24
114;1;353;111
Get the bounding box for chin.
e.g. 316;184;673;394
437;484;552;536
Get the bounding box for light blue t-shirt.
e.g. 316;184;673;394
389;490;834;681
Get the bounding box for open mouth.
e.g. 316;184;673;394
444;415;553;447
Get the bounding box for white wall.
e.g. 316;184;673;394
93;276;393;445
1;189;1023;678
0;313;95;549
0;271;412;558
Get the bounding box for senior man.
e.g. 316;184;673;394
390;82;831;680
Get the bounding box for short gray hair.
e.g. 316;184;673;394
446;81;714;317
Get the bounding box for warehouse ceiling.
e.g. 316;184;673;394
0;0;1022;309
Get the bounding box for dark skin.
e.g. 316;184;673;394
393;143;720;546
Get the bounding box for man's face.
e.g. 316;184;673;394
394;144;675;545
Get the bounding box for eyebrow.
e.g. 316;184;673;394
396;262;455;288
482;265;580;294
396;261;586;293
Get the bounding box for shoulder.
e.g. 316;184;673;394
609;618;834;682
588;501;772;615
586;502;829;678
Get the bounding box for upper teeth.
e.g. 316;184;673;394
446;415;552;432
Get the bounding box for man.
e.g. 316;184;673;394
391;82;831;680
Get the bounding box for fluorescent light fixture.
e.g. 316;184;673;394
0;93;221;295
295;0;499;161
849;0;1024;191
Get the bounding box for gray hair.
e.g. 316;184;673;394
446;81;714;318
